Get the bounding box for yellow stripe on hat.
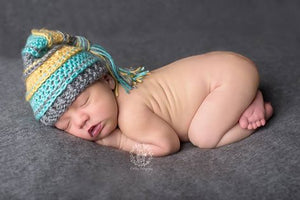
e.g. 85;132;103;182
25;45;81;101
31;28;65;48
23;45;62;76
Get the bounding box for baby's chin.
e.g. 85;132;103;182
97;119;117;139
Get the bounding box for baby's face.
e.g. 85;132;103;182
55;75;118;141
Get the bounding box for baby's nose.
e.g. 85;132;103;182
73;112;89;129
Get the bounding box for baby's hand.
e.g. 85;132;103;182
95;128;122;149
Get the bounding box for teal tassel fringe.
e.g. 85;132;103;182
89;44;150;93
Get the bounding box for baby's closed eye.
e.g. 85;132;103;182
80;96;90;107
73;94;89;107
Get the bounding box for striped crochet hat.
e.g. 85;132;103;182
22;28;149;126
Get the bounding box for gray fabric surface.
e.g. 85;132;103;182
1;0;299;199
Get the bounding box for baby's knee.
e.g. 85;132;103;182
188;129;218;149
191;136;218;149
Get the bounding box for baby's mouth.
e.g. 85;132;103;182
88;122;102;138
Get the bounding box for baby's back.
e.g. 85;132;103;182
121;54;213;141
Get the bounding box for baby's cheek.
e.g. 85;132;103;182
68;129;88;140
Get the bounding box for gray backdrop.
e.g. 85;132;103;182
1;0;299;200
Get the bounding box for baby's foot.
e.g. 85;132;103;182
239;90;273;130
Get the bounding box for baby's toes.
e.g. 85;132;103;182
247;123;253;130
251;122;258;129
260;119;266;126
256;120;262;127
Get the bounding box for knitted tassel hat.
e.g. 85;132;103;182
22;28;149;126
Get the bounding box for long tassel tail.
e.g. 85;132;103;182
89;44;150;95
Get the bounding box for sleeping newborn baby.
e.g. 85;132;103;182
22;29;273;156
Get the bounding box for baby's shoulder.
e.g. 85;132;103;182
117;97;153;134
118;95;148;122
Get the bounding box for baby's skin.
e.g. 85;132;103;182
55;51;273;156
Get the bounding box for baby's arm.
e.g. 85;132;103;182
96;105;180;157
96;128;172;156
95;128;148;153
120;105;181;156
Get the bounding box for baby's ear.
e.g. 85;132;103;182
102;74;116;90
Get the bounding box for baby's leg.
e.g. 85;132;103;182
188;61;260;148
216;102;273;147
